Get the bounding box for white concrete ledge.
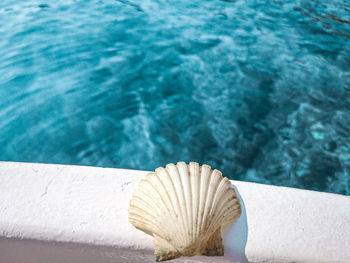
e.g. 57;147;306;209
0;161;349;263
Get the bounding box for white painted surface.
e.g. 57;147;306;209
0;161;349;263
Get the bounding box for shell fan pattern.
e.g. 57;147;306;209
128;162;242;261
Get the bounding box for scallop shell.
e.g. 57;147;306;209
128;162;241;261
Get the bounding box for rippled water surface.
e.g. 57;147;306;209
0;0;349;194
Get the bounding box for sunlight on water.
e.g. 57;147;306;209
0;0;349;194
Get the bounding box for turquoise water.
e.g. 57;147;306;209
0;0;349;195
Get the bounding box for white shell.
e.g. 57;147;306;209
128;162;241;261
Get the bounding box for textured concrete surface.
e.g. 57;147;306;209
0;161;349;262
0;237;236;263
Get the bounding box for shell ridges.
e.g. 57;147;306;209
128;162;241;261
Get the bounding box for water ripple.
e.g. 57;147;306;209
0;0;349;195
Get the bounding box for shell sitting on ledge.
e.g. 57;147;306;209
128;162;242;261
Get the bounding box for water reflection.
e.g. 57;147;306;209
294;0;350;38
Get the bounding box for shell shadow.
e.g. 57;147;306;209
222;183;249;263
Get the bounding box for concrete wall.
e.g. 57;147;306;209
0;161;349;262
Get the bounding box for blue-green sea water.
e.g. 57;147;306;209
0;0;349;194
